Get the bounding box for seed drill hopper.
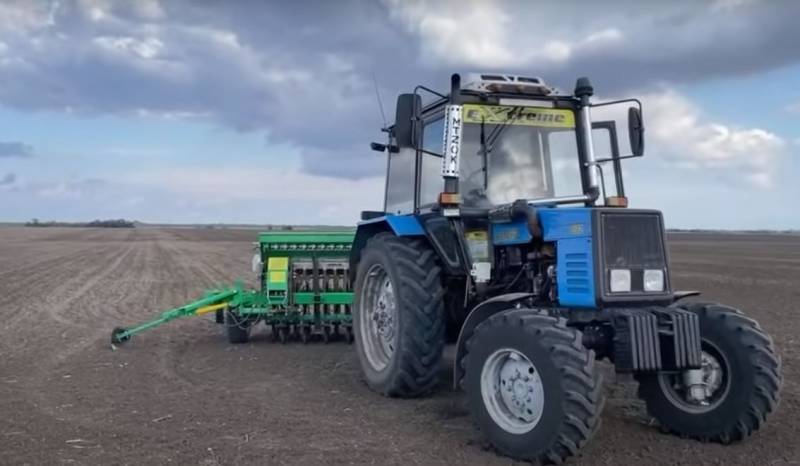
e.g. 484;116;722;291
112;230;355;344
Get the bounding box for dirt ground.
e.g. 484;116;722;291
0;227;798;465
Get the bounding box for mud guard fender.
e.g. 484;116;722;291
349;215;425;281
672;290;701;302
452;292;534;390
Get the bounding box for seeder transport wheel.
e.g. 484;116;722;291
462;308;603;463
636;303;781;443
300;326;311;344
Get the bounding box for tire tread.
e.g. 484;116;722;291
361;233;445;397
638;303;781;443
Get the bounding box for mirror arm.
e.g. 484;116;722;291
413;85;447;100
594;154;642;163
420;148;444;158
590;98;643;108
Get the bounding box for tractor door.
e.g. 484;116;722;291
384;146;416;215
418;116;445;210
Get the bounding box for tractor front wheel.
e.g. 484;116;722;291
636;303;781;443
462;308;603;463
353;233;445;397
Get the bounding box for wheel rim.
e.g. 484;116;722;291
480;348;545;435
358;263;398;372
658;340;731;413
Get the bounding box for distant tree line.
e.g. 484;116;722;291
26;218;136;228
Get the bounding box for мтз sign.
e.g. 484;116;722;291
441;104;463;178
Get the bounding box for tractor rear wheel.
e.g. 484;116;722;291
636;303;781;443
462;308;603;463
225;309;251;344
353;232;445;397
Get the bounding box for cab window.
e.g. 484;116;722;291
385;145;416;214
419;117;444;206
591;124;622;201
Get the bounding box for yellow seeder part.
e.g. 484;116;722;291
195;302;229;316
267;257;289;283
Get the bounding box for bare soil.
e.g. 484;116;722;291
1;227;798;465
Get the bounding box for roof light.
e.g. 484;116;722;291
462;73;555;95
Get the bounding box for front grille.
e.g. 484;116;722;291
598;211;669;298
602;214;665;268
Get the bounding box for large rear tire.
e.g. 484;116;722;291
353;232;445;397
462;308;604;463
636;303;781;443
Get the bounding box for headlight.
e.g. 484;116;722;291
644;269;664;292
609;269;631;293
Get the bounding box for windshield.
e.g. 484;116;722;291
458;104;583;207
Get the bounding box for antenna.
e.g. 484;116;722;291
372;72;389;132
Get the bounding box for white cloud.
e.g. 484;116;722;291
127;167;385;223
382;1;657;71
384;0;585;67
385;0;517;67
77;0;166;23
384;0;800;99
0;174;106;199
0;172;16;188
785;100;800;115
0;1;795;227
94;35;163;59
643;89;786;188
711;0;759;12
129;0;165;21
35;178;106;200
583;28;623;45
0;2;55;35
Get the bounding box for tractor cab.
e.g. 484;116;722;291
375;73;640;217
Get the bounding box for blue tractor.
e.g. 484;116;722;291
349;73;781;462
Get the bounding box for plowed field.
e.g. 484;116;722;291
1;227;797;465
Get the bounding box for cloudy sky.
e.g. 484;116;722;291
0;0;798;229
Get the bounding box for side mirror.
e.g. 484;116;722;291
394;93;422;149
628;107;644;157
